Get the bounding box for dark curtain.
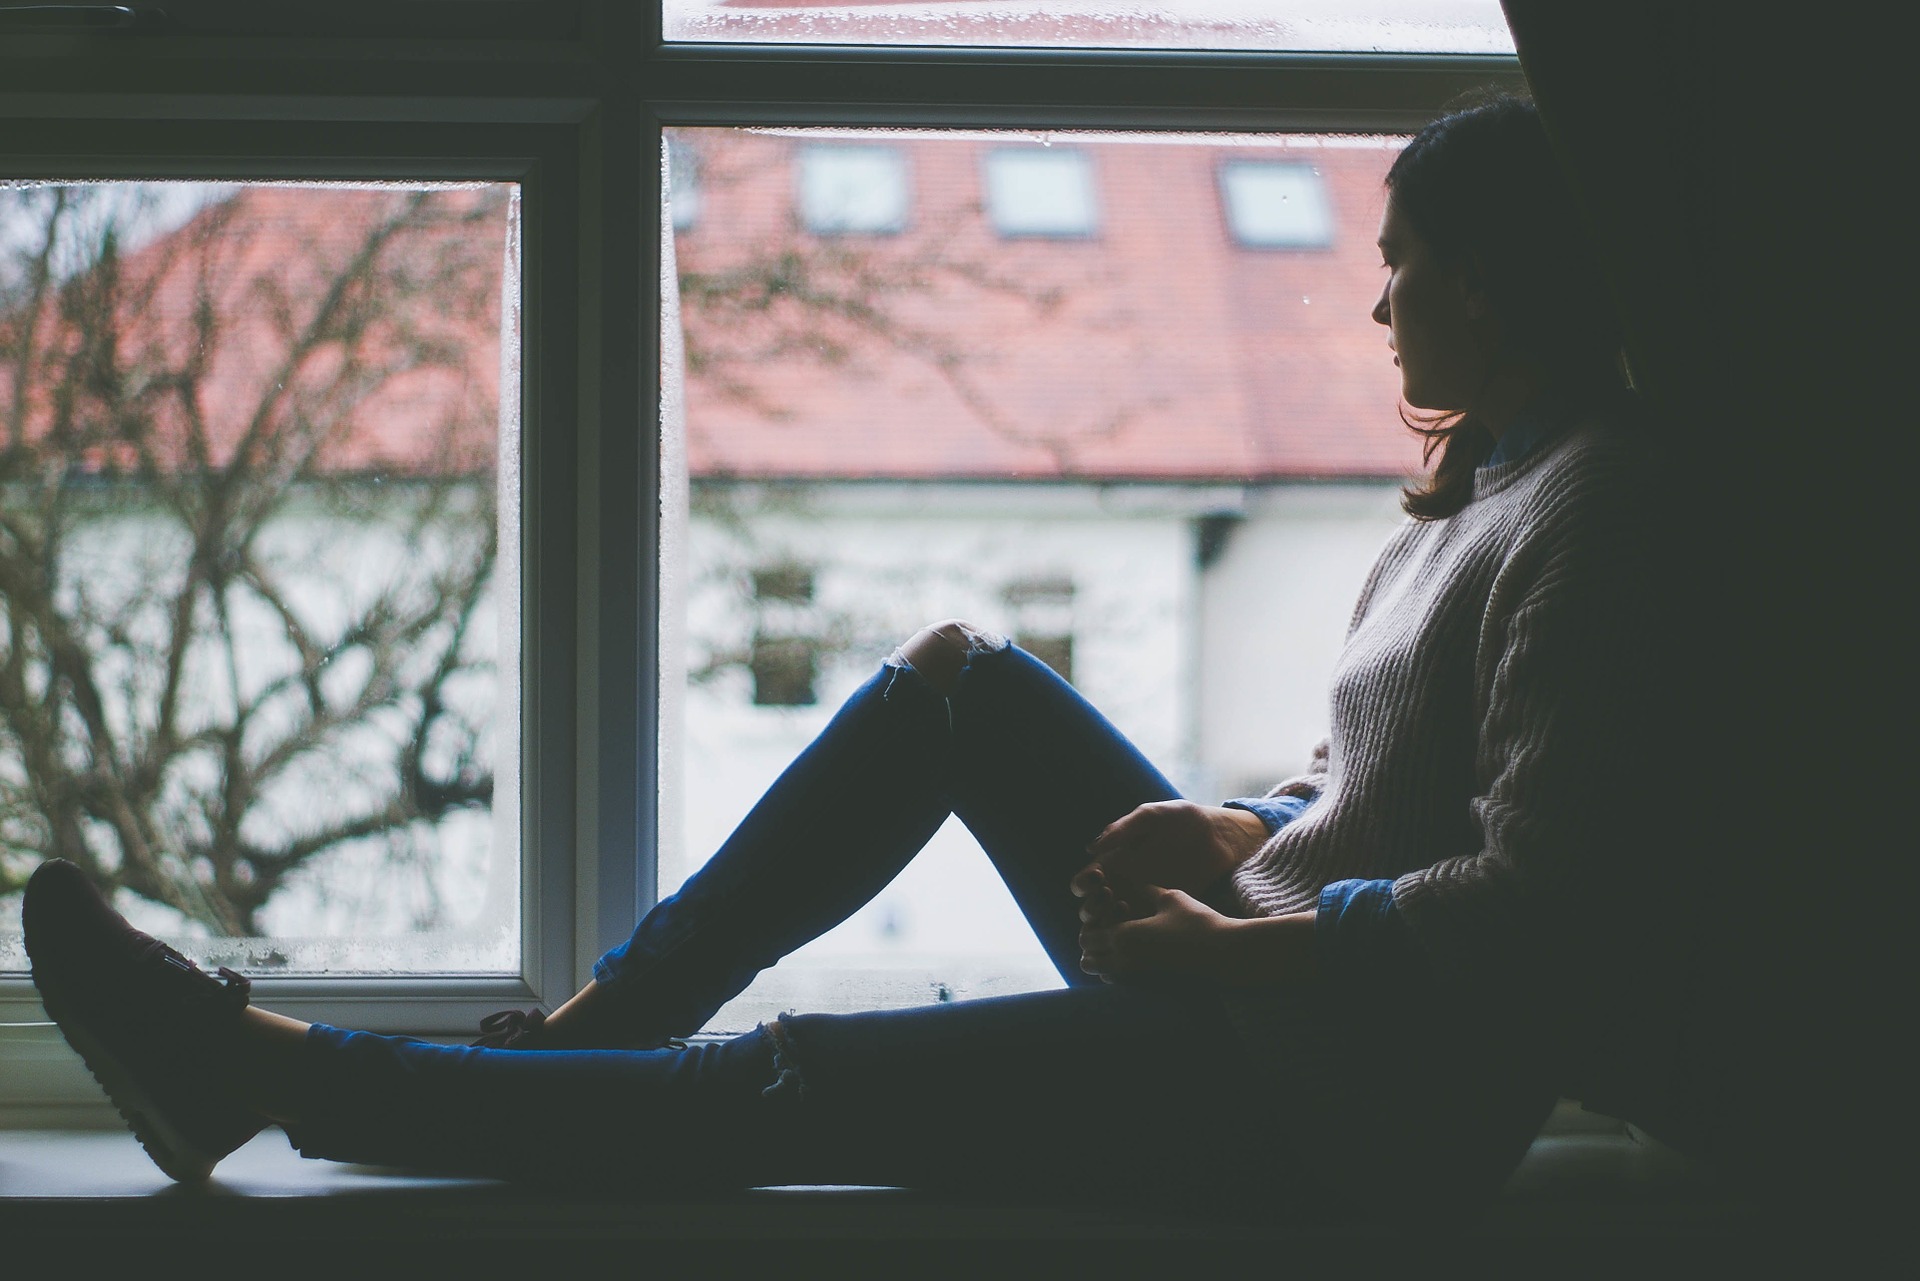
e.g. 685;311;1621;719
1501;1;1878;1221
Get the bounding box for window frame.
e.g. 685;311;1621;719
0;117;609;1041
0;2;1522;1107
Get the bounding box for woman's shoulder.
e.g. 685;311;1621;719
1525;394;1661;511
1547;389;1653;463
1500;397;1675;610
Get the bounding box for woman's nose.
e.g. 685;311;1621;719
1371;283;1390;326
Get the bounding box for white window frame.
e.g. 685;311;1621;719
0;2;1521;1115
0;118;615;1049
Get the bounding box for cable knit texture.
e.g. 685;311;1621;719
1224;407;1658;1055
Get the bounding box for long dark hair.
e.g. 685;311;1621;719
1388;93;1627;520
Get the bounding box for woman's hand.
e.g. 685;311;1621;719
1071;800;1270;909
1077;881;1319;987
1077;884;1233;982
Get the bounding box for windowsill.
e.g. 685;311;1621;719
0;1021;1761;1247
0;1108;1761;1256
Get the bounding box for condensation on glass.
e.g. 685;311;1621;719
0;180;522;976
659;127;1418;1032
662;0;1514;54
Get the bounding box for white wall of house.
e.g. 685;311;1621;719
1196;481;1408;800
0;485;516;976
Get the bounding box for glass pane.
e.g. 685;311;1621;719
663;1;1514;54
660;128;1417;1032
0;180;521;977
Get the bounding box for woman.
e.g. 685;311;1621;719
24;94;1660;1215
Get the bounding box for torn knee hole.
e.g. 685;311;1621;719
886;620;1008;695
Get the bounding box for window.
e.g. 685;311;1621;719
0;106;592;1061
797;145;909;235
749;564;818;707
1005;575;1077;683
1220;160;1336;249
0;4;1524;1099
0;179;521;978
984;148;1099;238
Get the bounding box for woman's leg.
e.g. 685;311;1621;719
563;622;1181;1047
569;647;955;1045
27;854;1539;1210
941;635;1183;981
285;982;1298;1208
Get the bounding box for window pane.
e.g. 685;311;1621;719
663;1;1514;54
661;129;1416;1032
0;180;521;977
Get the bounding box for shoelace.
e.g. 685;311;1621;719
475;1007;546;1048
145;940;252;1009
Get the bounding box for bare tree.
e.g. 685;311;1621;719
0;183;506;936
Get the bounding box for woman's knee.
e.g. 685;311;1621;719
891;619;1006;695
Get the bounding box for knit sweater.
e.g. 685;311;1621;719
1223;404;1660;1060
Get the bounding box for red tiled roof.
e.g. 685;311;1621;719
674;131;1420;480
1;184;505;480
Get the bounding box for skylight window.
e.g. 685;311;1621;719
1219;161;1335;249
798;145;909;235
984;148;1099;238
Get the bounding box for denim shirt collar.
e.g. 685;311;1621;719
1481;394;1567;469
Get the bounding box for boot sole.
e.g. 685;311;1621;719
37;978;221;1183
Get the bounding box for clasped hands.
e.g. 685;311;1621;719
1071;800;1270;983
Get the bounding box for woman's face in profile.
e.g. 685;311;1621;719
1371;197;1486;413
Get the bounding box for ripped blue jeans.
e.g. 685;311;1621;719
289;641;1299;1205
